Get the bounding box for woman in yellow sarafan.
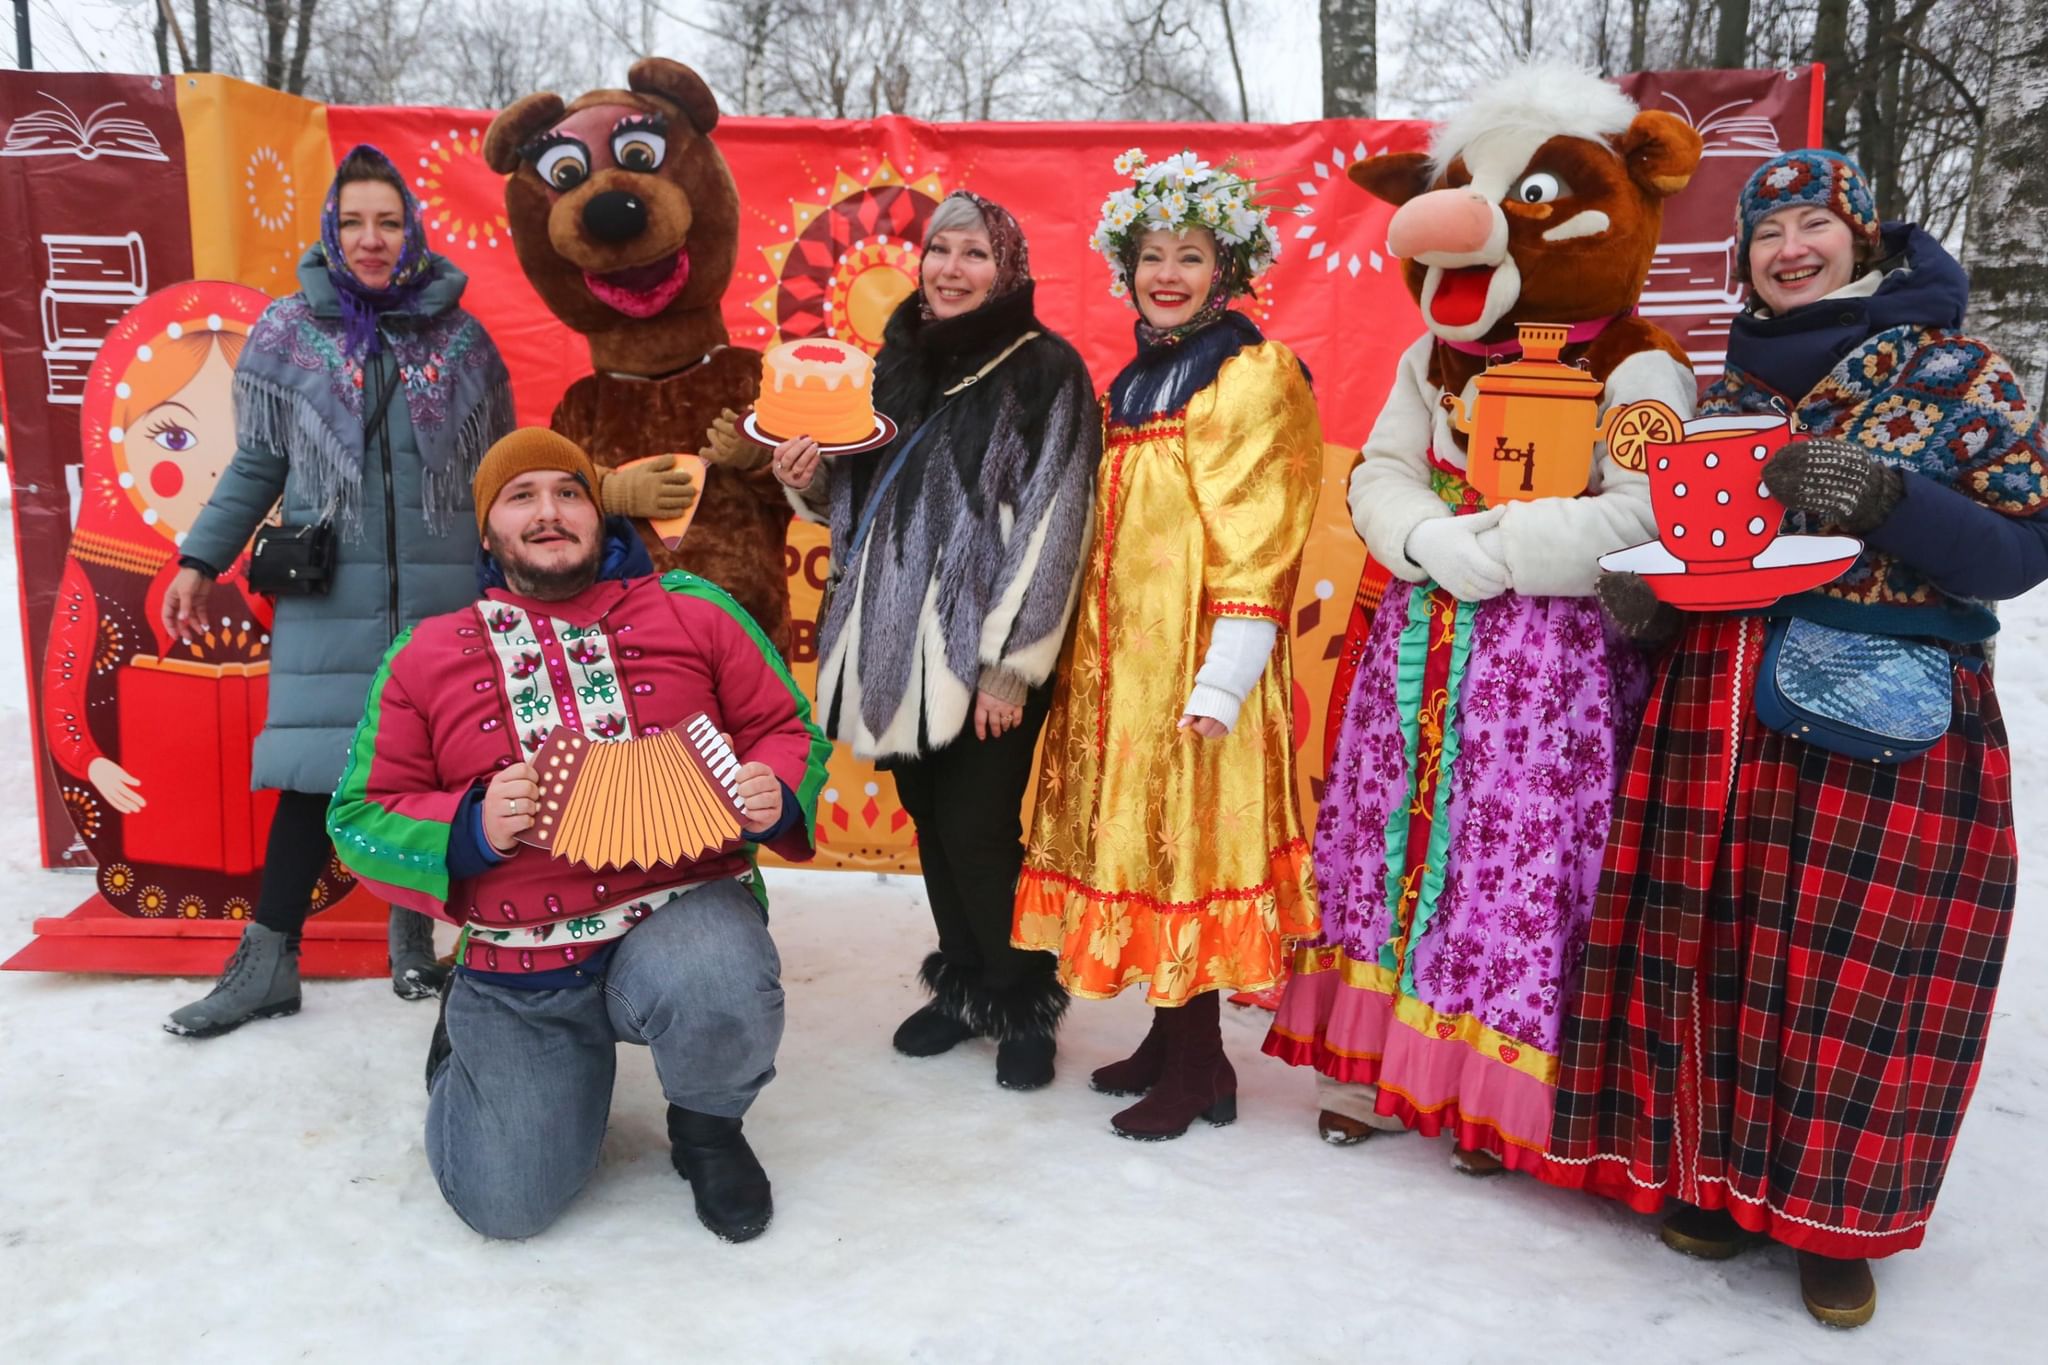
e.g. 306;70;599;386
1013;150;1322;1140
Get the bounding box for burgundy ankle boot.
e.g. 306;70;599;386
1111;993;1237;1140
1090;1009;1168;1096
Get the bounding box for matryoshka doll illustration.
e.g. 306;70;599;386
41;282;353;921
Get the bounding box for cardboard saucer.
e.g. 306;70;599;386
1598;534;1862;611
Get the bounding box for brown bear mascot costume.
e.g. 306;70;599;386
484;59;793;654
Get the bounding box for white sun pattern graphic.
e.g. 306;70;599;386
416;129;506;251
244;145;295;233
1290;141;1390;279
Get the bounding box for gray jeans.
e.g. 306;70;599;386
426;877;784;1240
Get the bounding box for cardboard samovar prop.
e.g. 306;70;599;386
1438;322;1676;503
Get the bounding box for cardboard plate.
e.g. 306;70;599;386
742;410;898;455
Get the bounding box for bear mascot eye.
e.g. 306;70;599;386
1511;171;1567;204
535;142;591;191
612;128;668;173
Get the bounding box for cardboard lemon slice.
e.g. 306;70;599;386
1606;400;1684;472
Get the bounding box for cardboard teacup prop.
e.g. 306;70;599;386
1597;403;1862;610
615;452;710;551
1440;323;1678;503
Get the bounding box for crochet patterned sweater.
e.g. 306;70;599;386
1702;326;2048;641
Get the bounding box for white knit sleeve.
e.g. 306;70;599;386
1182;617;1279;732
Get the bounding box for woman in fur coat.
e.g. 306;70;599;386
772;192;1099;1091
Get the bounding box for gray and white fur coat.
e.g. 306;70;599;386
789;284;1098;759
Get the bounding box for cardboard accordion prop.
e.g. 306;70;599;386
516;713;747;871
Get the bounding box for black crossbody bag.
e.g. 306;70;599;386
247;360;400;595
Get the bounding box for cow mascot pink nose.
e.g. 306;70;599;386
1386;187;1496;260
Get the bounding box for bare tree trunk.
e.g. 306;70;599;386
1320;0;1375;116
1867;0;1913;218
1218;1;1251;120
261;0;288;88
1965;0;2048;404
1814;0;1851;147
195;0;211;70
155;12;171;73
1628;0;1649;70
1857;0;1888;206
287;0;316;94
154;0;192;68
1714;0;1749;68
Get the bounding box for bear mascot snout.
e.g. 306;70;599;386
486;58;792;654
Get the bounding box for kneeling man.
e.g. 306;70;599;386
328;428;828;1242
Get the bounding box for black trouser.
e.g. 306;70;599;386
889;686;1058;995
253;789;340;935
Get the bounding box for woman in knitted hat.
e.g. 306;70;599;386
1008;151;1322;1140
770;192;1099;1090
1542;148;2048;1327
159;147;682;1039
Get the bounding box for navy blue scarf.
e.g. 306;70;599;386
1107;311;1269;425
1724;223;1967;404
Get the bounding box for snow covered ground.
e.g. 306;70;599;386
3;497;2045;1364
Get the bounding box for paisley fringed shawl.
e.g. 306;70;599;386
234;286;513;537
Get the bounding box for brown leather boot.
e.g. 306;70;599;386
1450;1146;1505;1176
1110;993;1236;1140
1091;1009;1168;1097
1798;1252;1876;1329
1659;1204;1757;1260
1317;1109;1377;1145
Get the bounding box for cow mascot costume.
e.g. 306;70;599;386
484;60;794;655
1264;65;1701;1172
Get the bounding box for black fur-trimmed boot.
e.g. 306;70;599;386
892;952;983;1057
988;971;1069;1092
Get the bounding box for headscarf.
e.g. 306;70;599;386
319;144;434;359
919;191;1033;318
1129;254;1234;349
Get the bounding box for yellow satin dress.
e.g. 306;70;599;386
1013;340;1323;1004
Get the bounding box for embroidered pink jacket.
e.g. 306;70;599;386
328;570;830;973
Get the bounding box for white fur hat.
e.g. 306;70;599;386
1429;62;1640;172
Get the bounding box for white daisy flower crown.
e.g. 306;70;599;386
1088;148;1281;303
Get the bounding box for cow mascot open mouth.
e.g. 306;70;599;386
485;59;795;657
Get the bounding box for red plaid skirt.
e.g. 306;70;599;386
1534;615;2017;1259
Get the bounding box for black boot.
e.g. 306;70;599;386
667;1105;773;1243
389;907;450;1001
988;972;1067;1092
424;982;453;1096
893;953;983;1057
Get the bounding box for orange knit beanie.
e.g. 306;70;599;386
473;427;602;538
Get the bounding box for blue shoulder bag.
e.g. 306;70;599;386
1753;618;1956;763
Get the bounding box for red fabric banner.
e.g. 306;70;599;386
1;67;1821;894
